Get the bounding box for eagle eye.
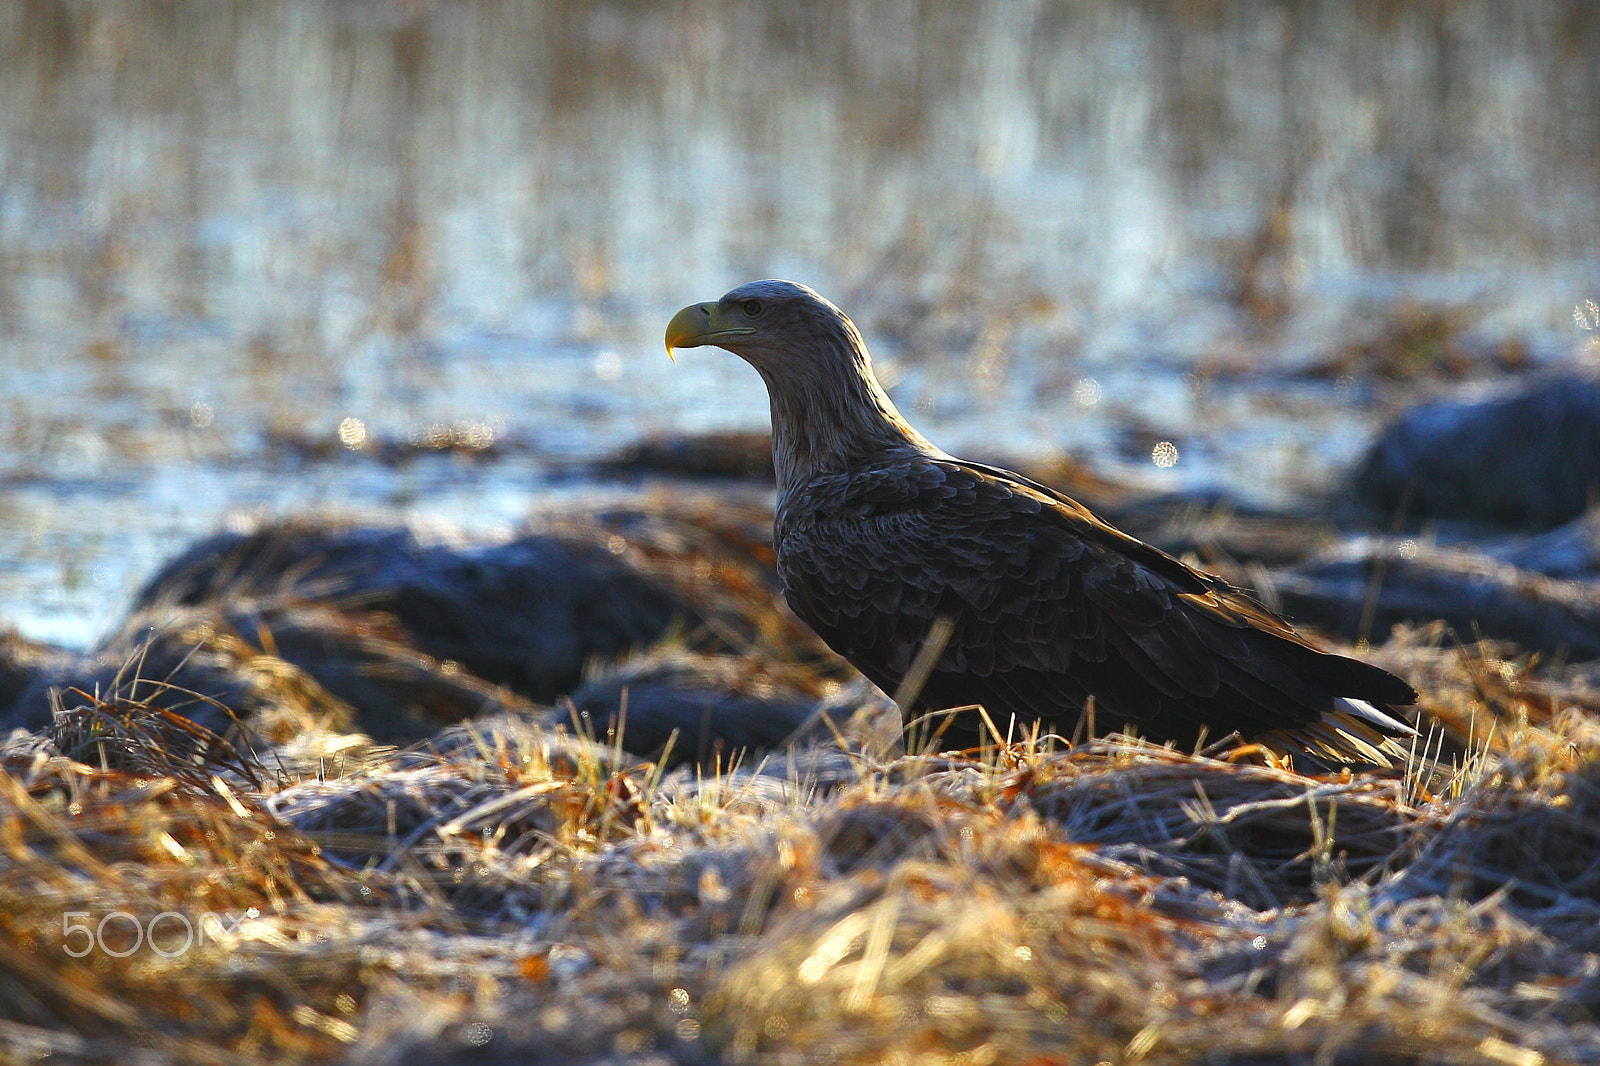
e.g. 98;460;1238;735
741;299;763;318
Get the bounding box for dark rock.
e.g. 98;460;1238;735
597;430;775;481
9;602;533;745
9;499;843;757
0;629;75;730
1487;509;1600;580
1353;374;1600;530
126;521;696;702
1102;490;1336;570
128;503;830;706
561;651;826;769
1270;541;1600;662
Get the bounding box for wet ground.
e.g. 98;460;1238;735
2;0;1597;648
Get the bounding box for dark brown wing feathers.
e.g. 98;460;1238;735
778;457;1417;750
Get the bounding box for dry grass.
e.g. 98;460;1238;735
2;626;1598;1065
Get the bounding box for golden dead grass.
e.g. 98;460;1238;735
1;630;1598;1064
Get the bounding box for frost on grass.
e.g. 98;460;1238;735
2;505;1598;1063
2;625;1599;1065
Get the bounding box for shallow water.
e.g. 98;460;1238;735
2;0;1597;648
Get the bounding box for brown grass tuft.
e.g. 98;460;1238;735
2;615;1598;1062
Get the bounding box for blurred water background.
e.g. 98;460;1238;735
2;0;1598;648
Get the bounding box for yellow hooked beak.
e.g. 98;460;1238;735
664;301;756;362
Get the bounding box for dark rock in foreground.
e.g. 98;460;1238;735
1353;374;1600;530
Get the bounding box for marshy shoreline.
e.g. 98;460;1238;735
3;432;1599;1064
5;1;1600;1059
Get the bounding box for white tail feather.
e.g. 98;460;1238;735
1337;697;1417;737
